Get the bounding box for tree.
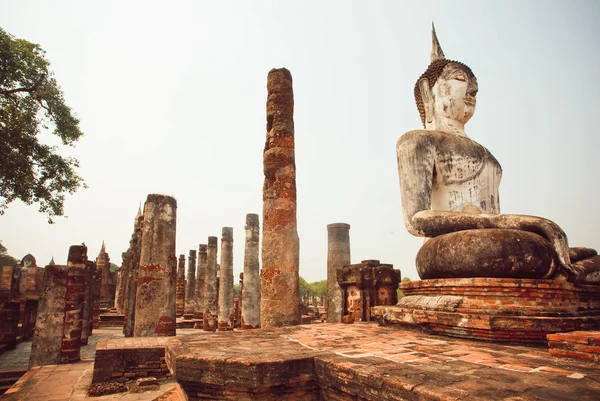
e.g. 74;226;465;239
0;241;19;267
109;263;120;272
0;27;85;223
309;280;327;296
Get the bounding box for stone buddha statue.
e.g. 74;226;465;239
397;24;600;284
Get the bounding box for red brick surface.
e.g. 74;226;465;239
165;323;600;400
547;331;600;363
374;278;600;343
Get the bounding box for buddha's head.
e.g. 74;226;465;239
415;24;478;132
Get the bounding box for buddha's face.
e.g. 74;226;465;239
431;63;478;125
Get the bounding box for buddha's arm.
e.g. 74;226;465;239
397;132;574;276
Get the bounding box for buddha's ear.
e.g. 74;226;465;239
419;78;434;125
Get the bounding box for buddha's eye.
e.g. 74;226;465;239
452;74;466;82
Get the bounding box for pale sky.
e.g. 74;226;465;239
1;1;599;283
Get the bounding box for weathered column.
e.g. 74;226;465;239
61;245;87;363
185;250;196;316
176;254;186;317
327;223;351;323
203;236;218;332
194;244;207;319
123;210;143;337
260;68;300;328
134;194;177;337
81;260;95;345
114;254;126;313
218;227;234;331
29;264;68;367
242;213;260;329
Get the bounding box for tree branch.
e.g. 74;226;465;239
0;73;46;96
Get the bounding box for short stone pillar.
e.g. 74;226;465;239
218;227;234;331
29;264;69;367
203;236;219;331
61;245;87;363
134;194;177;337
185;250;196;316
242;214;260;329
327;223;351;323
81;260;96;345
337;260;401;323
194;244;207;319
176;254;186;317
261;68;301;328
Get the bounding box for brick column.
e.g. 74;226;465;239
81;260;96;345
134;194;177;337
261;68;300;328
327;223;351;323
29;264;68;367
61;245;87;363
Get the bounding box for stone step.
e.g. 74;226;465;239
0;369;26;395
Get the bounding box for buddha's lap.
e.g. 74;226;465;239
416;229;558;280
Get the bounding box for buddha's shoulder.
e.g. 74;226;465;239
398;129;459;147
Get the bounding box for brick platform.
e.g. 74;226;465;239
165;323;600;400
373;278;600;343
547;331;600;363
1;362;182;400
92;337;171;383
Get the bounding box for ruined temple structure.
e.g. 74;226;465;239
327;223;350;323
15;254;45;341
176;254;186;317
337;260;400;323
134;194;177;337
261;68;301;328
0;266;22;353
96;241;115;308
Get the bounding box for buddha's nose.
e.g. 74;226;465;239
467;81;478;97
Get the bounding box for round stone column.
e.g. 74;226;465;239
185;249;196;315
242;213;260;329
134;194;177;337
203;236;219;332
327;223;351;323
218;227;234;331
176;254;185;317
260;68;301;328
194;244;207;319
61;244;87;363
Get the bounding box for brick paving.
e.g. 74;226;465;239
167;323;600;400
0;327;197;400
2;362;181;401
2;324;600;400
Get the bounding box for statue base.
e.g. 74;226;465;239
372;278;600;344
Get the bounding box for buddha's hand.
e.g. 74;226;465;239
492;214;579;278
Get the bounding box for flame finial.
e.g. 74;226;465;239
431;22;446;63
